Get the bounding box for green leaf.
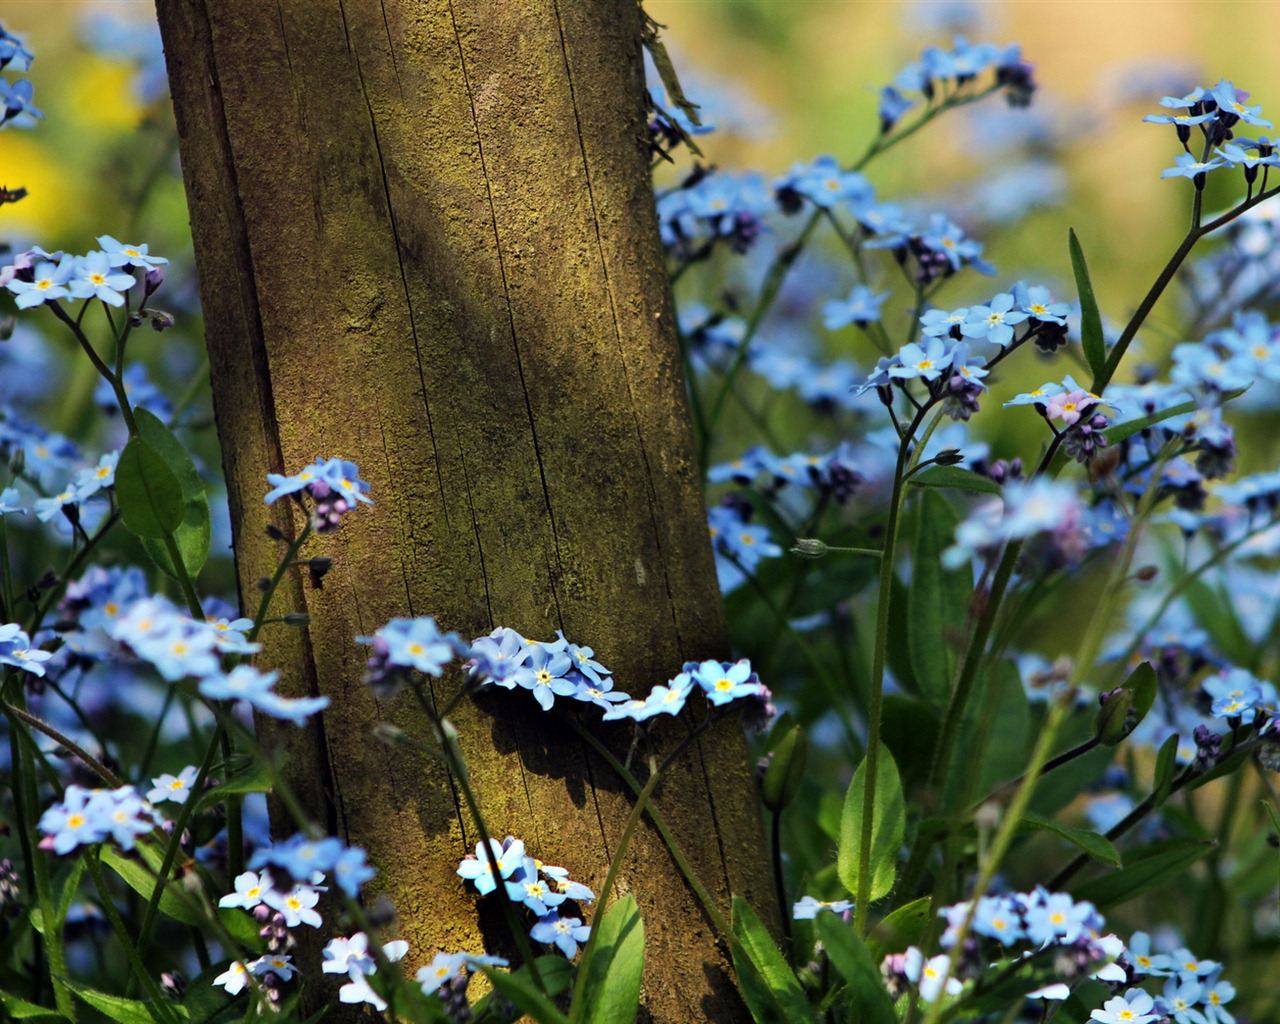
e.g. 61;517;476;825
909;465;1002;496
66;981;179;1023
100;845;203;928
1069;228;1107;381
1018;812;1121;867
761;723;808;813
908;490;968;704
884;574;919;697
481;966;572;1024
838;747;905;905
880;696;939;791
471;958;572;1023
194;761;275;812
1095;662;1156;746
866;896;932;961
730;896;814;1024
0;990;65;1020
815;913;895;1022
116;435;184;538
973;661;1031;799
133;408;212;580
1074;838;1214;908
577;896;645;1024
1152;733;1180;808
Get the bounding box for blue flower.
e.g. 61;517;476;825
686;658;761;706
198;664;278;702
530;912;591;958
457;837;525;896
1014;282;1070;324
504;857;567;916
919;213;993;275
571;674;631;710
0;624;51;676
1209;79;1272;129
332;846;377;897
920;307;969;337
363;617;458;676
0;78;40;128
68;251;137;307
960;293;1028;346
418;951;468;995
1158;977;1207;1024
792;895;852;920
555;629;611;685
877;86;914;131
970;894;1023;946
774;155;873;210
822;285;889;330
512;644;577;711
890;338;953;381
251;689;330;726
0;26;34;71
96;234;168;269
147;765;200;805
264;457;372;506
1162;152;1227;181
1202;977;1236;1024
1091;989;1160;1024
7;258;74;309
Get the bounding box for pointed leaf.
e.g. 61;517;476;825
116;435;184;538
0;990;64;1020
1070;228;1107;381
1018;812;1121;867
133;409;211;580
1074;838;1214;908
481;967;571;1024
100;845;204;928
838;747;905;904
66;982;173;1023
578;896;645;1024
731;896;815;1024
867;896;932;961
910;465;1001;496
1152;733;1180;808
815;913;895;1022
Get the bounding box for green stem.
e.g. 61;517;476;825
570;719;730;938
86;851;182;1024
924;697;1073;1024
135;721;226;961
854;406;939;934
568;721;715;1020
0;699;123;787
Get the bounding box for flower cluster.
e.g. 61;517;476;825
1097;932;1237;1023
707;499;783;592
30;450;119;525
320;932;414;1013
657;168;772;260
3;237;166;310
468;625;623;712
942;478;1091;569
37;784;162;854
264;457;372;533
1148;81;1277;189
881;36;1037;134
457;836;596;958
0;24;38;130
